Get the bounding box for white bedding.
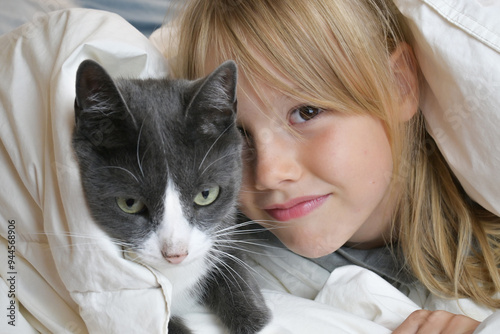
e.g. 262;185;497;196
0;6;499;334
394;0;500;216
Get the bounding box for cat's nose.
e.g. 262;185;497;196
162;251;189;264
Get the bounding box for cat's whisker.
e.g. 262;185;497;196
213;230;268;239
140;144;153;176
199;151;241;176
210;248;257;275
213;242;274;258
50;241;134;252
211;224;249;236
198;123;233;171
234;217;277;225
204;253;232;281
212;228;269;240
136;121;146;178
95;166;139;183
214;239;282;252
249;219;294;230
208;249;272;298
206;251;249;294
28;232;139;253
216;242;287;260
210;219;264;235
45;231;132;243
212;243;292;291
204;255;236;297
214;221;289;237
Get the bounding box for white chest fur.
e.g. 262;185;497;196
138;182;214;313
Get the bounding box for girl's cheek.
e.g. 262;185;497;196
240;163;253;189
238;173;254;209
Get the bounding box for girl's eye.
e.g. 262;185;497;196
116;197;146;214
237;126;246;137
289;105;323;124
237;126;255;151
194;186;220;206
237;126;252;142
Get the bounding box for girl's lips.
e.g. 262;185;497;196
264;194;330;221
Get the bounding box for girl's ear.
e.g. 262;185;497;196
390;42;419;122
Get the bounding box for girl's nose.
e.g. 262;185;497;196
252;129;302;191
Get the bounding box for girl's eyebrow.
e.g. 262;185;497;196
278;94;302;108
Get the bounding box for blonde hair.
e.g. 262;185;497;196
168;0;500;308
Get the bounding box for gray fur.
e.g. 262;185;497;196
72;60;270;334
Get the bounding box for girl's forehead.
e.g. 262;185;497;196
242;50;307;95
238;65;305;110
238;76;295;110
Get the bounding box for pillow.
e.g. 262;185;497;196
394;0;500;216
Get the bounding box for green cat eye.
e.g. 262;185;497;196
194;186;220;206
116;197;146;214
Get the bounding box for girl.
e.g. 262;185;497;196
163;0;500;332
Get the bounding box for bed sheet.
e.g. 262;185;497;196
0;8;499;334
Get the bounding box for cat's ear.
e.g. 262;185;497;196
186;60;238;136
74;60;137;149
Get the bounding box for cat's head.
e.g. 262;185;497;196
72;59;241;269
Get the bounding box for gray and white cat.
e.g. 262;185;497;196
72;59;270;333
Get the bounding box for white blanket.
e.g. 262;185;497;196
0;7;499;334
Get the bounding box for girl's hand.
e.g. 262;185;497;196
393;310;480;334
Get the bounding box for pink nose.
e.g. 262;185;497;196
163;252;188;264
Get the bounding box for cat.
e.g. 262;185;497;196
72;59;270;334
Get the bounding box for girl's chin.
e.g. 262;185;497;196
276;234;343;259
290;245;338;259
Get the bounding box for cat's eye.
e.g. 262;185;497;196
116;197;146;214
289;105;324;124
194;186;220;206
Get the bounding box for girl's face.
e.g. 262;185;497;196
237;76;396;258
